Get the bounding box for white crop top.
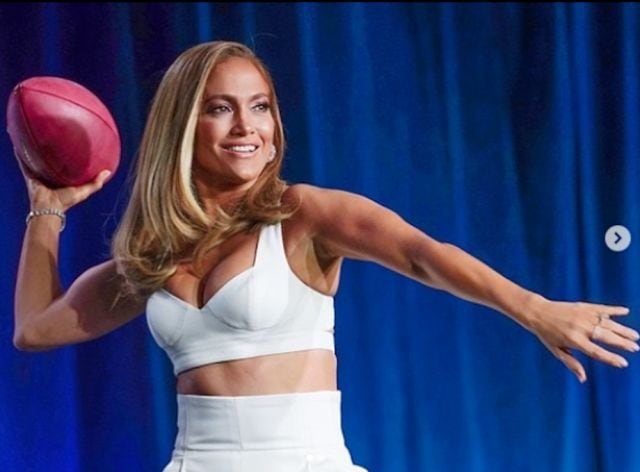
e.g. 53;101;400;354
145;222;335;375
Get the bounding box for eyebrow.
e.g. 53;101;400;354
202;92;270;104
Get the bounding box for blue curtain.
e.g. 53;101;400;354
1;3;638;471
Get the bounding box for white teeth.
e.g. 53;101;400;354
226;145;257;153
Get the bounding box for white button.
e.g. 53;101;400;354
605;225;631;252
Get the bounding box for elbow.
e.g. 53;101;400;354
409;258;435;286
13;326;51;352
405;238;447;286
13;329;37;351
13;330;34;351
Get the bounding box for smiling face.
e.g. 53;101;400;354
193;56;276;195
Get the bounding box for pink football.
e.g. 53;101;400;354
6;76;120;188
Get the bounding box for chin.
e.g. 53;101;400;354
220;171;260;190
228;163;267;182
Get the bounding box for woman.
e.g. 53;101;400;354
14;41;639;471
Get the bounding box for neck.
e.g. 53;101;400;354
193;176;255;216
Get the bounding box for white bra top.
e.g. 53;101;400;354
145;222;335;375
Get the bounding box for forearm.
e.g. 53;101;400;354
413;242;543;330
14;215;64;337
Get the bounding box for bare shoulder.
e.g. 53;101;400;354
281;183;324;210
282;182;359;204
282;183;321;228
281;183;414;261
282;183;373;229
281;185;440;275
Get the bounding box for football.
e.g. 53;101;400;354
6;76;120;188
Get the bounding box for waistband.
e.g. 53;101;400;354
174;390;345;451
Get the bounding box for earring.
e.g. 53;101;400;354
268;145;276;161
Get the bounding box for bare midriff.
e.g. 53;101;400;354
176;349;337;396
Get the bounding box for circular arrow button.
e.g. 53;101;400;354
605;225;631;252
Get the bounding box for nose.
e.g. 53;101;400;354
230;111;255;136
230;122;254;136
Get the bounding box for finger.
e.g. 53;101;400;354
90;170;112;190
579;341;629;368
602;318;640;342
592;325;640;353
553;347;587;383
96;169;112;185
69;170;111;204
590;304;630;317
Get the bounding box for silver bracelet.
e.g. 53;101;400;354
25;208;66;232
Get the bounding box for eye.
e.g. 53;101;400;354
252;102;271;112
205;103;231;115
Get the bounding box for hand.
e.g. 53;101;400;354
17;156;112;211
528;295;639;383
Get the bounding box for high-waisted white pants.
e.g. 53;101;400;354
161;390;368;471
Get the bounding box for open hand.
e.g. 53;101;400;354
529;296;639;382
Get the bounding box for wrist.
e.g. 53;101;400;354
516;292;549;332
26;208;66;232
30;198;65;212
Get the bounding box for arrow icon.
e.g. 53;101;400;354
605;225;631;252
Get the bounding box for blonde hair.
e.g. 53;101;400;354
112;41;296;297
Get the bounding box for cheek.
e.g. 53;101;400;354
257;117;276;138
195;121;223;149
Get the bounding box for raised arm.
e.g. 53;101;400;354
14;165;145;351
293;184;639;383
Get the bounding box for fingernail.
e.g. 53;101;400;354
101;170;112;178
619;359;629;368
633;344;640;352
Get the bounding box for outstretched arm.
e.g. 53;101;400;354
295;184;639;383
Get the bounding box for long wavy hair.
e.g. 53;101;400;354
112;41;296;297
